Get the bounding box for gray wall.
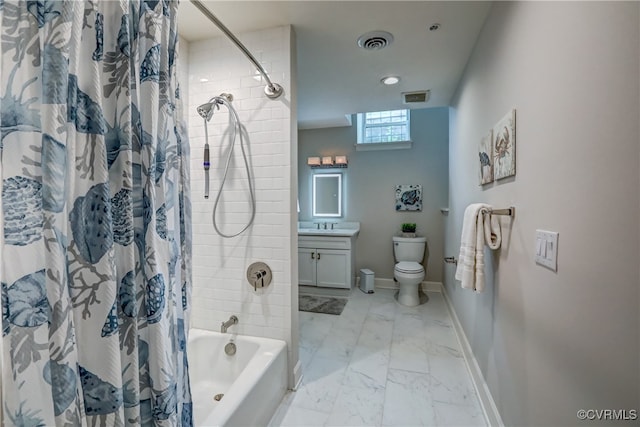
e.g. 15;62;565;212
298;107;449;283
446;2;639;426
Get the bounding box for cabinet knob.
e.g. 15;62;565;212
317;253;321;260
311;252;315;259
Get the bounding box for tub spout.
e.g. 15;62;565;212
221;315;238;333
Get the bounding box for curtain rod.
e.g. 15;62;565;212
189;0;284;99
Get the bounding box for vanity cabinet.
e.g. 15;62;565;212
298;235;355;289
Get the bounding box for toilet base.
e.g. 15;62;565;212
394;286;429;307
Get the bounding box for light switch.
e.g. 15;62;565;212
535;230;559;271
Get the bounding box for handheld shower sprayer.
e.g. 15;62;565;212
199;94;234;199
197;93;234;122
196;102;217;122
198;92;256;237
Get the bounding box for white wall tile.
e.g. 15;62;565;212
183;27;294;365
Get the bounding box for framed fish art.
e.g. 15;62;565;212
478;129;493;185
395;184;422;211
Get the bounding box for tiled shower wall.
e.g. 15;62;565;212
185;26;297;379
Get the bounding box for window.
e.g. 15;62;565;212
356;109;411;150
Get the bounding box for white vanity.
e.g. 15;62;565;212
297;222;360;289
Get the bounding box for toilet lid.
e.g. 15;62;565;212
395;261;424;274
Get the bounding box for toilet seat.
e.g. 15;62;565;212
395;261;424;274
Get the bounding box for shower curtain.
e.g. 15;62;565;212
0;1;192;425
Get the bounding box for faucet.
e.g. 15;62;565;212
221;315;238;333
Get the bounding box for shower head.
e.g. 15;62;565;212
197;101;217;122
197;93;234;122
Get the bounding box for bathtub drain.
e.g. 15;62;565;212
225;342;237;356
213;393;224;402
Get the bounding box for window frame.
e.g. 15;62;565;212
356;109;412;151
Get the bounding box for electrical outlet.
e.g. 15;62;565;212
535;230;559;271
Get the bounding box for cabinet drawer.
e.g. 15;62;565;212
298;236;352;250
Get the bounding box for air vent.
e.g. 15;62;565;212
402;90;430;104
357;31;394;50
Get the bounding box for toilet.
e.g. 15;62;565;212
393;236;426;306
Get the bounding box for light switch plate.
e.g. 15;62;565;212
535;230;559;271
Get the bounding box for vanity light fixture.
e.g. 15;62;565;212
307;156;321;166
307;155;348;168
381;76;400;85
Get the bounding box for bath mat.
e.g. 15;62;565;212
299;295;348;315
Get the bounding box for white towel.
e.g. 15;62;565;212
455;203;500;292
483;211;502;250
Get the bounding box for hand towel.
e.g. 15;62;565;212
455;203;490;291
483;210;502;250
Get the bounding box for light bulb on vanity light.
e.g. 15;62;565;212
335;155;348;166
307;157;321;166
321;156;334;166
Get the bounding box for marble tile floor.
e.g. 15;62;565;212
268;288;487;427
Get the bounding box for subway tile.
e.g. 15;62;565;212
187;26;292;346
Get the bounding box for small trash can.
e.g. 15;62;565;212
359;269;375;294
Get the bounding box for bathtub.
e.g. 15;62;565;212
187;328;288;427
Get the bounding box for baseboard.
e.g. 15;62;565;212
372;277;443;293
441;286;504;427
292;360;303;391
299;279;442;296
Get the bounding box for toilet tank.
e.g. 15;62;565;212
393;236;427;262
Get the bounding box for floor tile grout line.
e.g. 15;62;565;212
282;289;485;427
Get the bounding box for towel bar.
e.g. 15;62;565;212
486;206;515;217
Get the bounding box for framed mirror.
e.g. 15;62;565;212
313;173;342;217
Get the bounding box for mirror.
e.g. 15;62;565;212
313;173;342;217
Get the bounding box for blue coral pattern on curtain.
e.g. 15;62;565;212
0;1;192;425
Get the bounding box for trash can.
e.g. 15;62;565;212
359;269;375;294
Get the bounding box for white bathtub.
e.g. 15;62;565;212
187;328;288;427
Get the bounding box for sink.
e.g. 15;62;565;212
297;227;359;237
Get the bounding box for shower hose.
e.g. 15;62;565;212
202;98;256;238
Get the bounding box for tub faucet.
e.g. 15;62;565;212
221;315;238;333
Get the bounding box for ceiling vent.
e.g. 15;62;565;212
357;31;394;50
402;90;430;104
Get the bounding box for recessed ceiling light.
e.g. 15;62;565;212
199;77;209;83
381;76;400;85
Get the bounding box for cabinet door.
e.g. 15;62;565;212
298;248;316;286
316;249;350;289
